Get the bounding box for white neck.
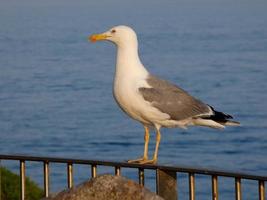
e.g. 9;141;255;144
114;42;148;81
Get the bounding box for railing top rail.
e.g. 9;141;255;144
0;154;266;181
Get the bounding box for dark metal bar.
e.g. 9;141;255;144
20;160;26;200
115;166;121;176
67;163;73;188
156;169;177;200
189;173;195;200
212;175;218;200
138;168;145;186
235;178;241;200
43;161;50;197
0;154;266;181
91;164;97;178
0;153;266;200
259;180;265;200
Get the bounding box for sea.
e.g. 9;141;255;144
0;0;267;199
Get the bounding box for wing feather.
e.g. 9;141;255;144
139;75;211;121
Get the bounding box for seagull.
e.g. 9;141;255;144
89;25;239;164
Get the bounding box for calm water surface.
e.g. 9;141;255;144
0;0;267;199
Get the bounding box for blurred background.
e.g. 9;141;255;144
0;0;266;199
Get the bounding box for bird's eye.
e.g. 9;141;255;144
111;29;116;33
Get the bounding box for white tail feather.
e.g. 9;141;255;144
193;119;225;129
220;120;240;126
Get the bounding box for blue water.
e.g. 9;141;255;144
0;0;267;199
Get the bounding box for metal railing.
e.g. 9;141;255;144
0;154;266;200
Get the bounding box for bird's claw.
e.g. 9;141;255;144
127;157;157;164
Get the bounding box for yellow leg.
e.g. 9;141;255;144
143;126;149;159
139;129;161;164
152;129;161;162
128;128;161;165
128;126;150;163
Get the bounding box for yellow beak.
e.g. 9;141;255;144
89;33;109;42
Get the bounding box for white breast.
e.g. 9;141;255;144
113;74;170;126
113;75;149;124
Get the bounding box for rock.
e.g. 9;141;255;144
45;174;164;200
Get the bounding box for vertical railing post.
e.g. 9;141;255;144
156;169;178;200
115;166;121;176
212;175;218;200
259;180;265;200
20;160;26;200
91;164;97;178
43;161;50;197
189;173;195;200
138;168;145;186
67;163;73;188
235;178;241;200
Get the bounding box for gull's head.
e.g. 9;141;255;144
89;25;138;48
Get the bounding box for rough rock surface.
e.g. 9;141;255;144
45;174;164;200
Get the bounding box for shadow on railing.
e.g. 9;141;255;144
0;154;266;200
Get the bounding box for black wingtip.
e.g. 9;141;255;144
203;105;234;122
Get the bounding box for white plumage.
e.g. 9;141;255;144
89;25;239;164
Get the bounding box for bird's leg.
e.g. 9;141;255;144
128;126;150;163
152;129;161;162
143;126;150;160
135;129;161;164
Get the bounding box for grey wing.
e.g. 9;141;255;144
139;75;212;121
